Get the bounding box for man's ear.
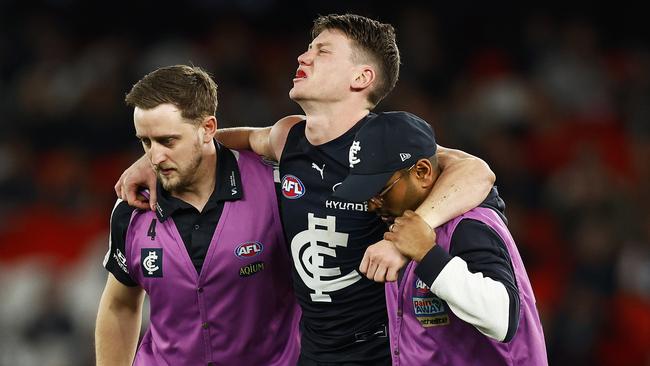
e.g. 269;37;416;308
201;116;217;142
415;159;435;188
351;65;375;91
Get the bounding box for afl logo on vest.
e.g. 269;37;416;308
234;241;264;259
281;175;305;199
141;248;163;277
414;278;432;296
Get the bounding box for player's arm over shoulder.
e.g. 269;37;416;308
217;115;304;161
256;115;304;161
415;145;495;229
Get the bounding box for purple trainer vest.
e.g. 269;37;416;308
125;150;300;366
387;207;548;365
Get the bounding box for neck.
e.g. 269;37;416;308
299;99;370;145
172;151;217;212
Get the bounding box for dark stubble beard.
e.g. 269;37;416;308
158;142;203;193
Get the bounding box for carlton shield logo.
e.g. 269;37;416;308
234;241;264;259
281;175;305;199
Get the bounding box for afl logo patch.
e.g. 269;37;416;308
281;175;305;199
234;241;264;259
414;278;432;296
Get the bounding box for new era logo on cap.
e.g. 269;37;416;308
400;153;411;162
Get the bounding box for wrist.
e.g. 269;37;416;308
414;245;452;286
414;241;436;262
414;208;441;230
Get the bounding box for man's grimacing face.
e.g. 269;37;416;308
290;29;364;104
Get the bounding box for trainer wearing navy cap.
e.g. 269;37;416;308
334;111;548;366
332;111;437;204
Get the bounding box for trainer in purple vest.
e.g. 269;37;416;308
127;150;300;366
332;111;548;366
387;207;548;365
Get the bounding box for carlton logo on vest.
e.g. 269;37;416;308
234;241;264;259
141;248;163;277
281;175;305;199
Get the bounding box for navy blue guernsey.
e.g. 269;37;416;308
279;115;391;364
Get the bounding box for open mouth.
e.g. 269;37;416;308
293;69;307;81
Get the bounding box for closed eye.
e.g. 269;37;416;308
159;137;175;147
140;138;151;148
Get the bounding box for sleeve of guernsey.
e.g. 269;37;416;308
414;218;520;342
102;199;138;287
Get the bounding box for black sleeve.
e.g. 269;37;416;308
450;218;520;342
103;200;138;287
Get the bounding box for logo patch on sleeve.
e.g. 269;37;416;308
413;278;449;327
142;248;163;277
114;248;129;274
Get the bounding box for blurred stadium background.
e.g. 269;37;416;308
1;1;649;365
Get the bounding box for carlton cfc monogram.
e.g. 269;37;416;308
142;248;163;277
291;213;361;302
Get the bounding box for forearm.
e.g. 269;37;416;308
96;303;142;365
417;252;511;341
415;146;495;228
215;127;274;158
215;127;255;150
95;284;144;366
414;220;520;342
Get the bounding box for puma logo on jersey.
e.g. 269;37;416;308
311;163;325;179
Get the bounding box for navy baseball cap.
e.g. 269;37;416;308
333;111;437;202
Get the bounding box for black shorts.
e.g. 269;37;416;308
297;323;391;366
